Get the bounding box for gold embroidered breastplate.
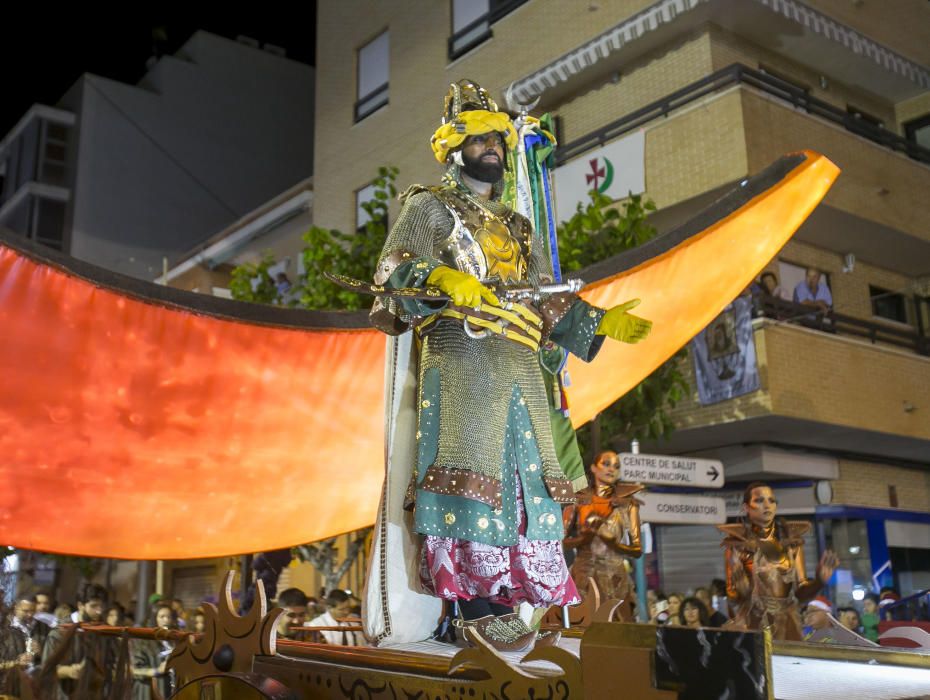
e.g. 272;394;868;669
432;187;529;284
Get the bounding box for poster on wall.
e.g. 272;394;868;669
552;129;646;219
691;294;760;405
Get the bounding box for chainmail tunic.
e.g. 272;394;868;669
372;171;604;546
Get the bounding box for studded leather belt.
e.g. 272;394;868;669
418;301;543;351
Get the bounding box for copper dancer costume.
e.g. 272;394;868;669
562;450;643;603
718;482;837;641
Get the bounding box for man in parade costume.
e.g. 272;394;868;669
368;79;652;651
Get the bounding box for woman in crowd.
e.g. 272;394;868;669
680;597;711;629
106;603;125;628
666;592;684;626
131;602;176;699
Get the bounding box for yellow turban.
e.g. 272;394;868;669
430;109;519;164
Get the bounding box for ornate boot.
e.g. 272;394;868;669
534;630;562;648
461;613;539;653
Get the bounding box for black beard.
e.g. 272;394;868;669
461;151;504;184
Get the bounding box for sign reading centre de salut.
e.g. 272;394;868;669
619;453;725;489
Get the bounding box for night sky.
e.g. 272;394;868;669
0;15;316;136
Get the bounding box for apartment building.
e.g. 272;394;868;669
313;0;930;602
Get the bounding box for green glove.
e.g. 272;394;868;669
596;299;653;343
426;266;499;308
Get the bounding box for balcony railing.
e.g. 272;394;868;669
757;295;930;357
555;63;930;167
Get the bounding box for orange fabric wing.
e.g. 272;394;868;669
0;150;838;559
0;240;386;559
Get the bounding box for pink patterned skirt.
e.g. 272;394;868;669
418;485;580;608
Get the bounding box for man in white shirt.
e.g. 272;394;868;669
306;590;363;646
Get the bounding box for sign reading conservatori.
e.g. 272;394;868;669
638;492;727;525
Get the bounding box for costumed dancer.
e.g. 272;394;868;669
562;450;644;611
368;79;652;651
718;481;838;640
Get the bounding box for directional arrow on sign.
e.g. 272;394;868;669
619;453;725;489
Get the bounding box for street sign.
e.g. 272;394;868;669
638;492;727;525
619;452;725;488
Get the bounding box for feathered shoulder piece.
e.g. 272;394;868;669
717;522;752;550
613;483;646;506
717;519;811;550
574;483;645;506
781;519;811;547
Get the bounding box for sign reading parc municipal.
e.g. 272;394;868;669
638;492;728;525
619;452;725;489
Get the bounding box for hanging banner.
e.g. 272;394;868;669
552;130;645;219
690;294;760;405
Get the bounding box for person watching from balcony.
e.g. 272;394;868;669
793;267;832;313
759;271;781;298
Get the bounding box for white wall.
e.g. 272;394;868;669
67;32;314;280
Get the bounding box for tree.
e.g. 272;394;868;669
230;166;398;309
556;190;689;457
294;535;369;594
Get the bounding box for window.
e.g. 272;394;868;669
40;120;70;187
448;0;529;60
33;197;66;250
823;519;873;607
355;183;377;231
356;182;388;232
869;285;909;325
1;197;30;235
355;31;389;122
904;113;930;151
0;194;67;250
16;121;40;191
